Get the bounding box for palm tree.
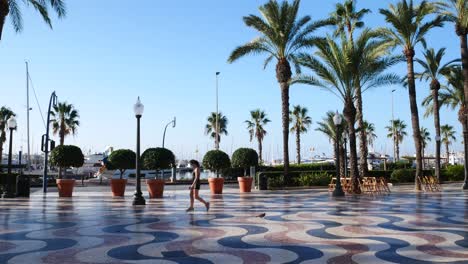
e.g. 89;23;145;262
228;0;327;181
316;111;347;177
416;47;458;180
379;0;446;190
330;0;374;179
50;102;80;146
289;105;312;164
0;106;15;160
441;0;468;189
361;121;377;150
0;0;66;41
295;33;398;194
420;127;431;168
441;124;457;164
386;119;407;162
329;0;370;43
245;109;270;163
206;112;228;148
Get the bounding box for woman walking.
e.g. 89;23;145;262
186;160;210;212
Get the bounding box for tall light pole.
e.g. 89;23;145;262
215;72;220;150
26;61;31;171
3;116;17;198
333;111;345;197
391;89;397;162
133;97;146;206
42;91;57;193
162;117;176;148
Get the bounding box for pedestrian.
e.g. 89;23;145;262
186;160;209;212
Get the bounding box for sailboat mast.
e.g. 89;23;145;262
26;61;30;171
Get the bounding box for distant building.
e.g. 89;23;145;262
449;152;465;165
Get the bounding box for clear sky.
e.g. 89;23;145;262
0;0;463;161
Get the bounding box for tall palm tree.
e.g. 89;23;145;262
289;105;312;164
245;109;270;163
416;47;458;179
361;121;377;150
420;127;431;168
0;106;15;160
379;0;446;190
206;112;228;148
0;0;66;41
329;0;370;43
228;0;327;180
423;66;465;157
330;0;374;179
50;102;80;146
441;124;457;163
386;119;407;162
441;0;468;189
316;111;347;177
295;33;398;194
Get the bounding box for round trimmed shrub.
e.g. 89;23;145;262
202;150;231;178
142;147;175;172
108;149;136;179
231;148;258;176
50;145;84;179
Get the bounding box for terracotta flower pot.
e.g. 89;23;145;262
238;176;253;193
110;179;127;197
146;179;165;198
208;177;224;194
56;179;75;198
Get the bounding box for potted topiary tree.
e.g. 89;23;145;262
50;145;84;197
232;148;259;193
107;149;135;197
142;147;175;198
203;150;231;194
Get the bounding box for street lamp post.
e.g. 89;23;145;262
215;72;220;150
162;117;176;148
42;91;58;193
391;89;397;162
3;116;17;198
344;133;348;179
333;111;345;197
133;97;146;206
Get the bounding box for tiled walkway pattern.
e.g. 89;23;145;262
0;185;467;263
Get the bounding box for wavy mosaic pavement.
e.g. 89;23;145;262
0;184;467;263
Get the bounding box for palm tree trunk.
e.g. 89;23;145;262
356;84;368;178
276;58;291;182
396;138;400;162
343;98;360;194
258;137;263;164
432;86;441;181
405;50;423;191
0;0;9;41
459;33;468;189
445;141;450;165
339;142;345;178
296;128;301;164
280;83;290;179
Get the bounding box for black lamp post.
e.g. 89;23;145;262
133;97;146;206
3;116;17;198
162;117;176;148
333;111;345;197
42;91;58;193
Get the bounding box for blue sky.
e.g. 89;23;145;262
0;0;462;161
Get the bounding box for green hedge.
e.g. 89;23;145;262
443;165;464;181
295;172;332;186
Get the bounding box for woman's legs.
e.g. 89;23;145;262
187;189;195;211
193;190;209;210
